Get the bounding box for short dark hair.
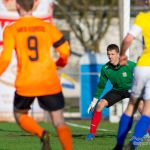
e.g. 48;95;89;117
16;0;34;12
107;44;119;53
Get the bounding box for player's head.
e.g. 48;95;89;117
107;44;119;53
107;44;120;65
16;0;34;12
143;0;150;7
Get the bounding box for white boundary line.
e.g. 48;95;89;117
66;122;132;133
66;122;115;132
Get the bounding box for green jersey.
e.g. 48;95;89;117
94;61;136;99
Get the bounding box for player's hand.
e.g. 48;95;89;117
56;57;67;67
119;55;128;66
87;98;98;113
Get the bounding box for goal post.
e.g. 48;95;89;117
119;0;131;42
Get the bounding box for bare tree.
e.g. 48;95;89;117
54;0;117;52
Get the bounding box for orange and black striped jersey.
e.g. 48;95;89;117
0;16;70;96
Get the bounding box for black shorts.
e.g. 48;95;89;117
102;89;130;108
14;92;65;111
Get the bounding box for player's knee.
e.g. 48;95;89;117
96;99;107;112
131;91;142;102
138;101;144;114
53;120;65;128
14;110;28;123
142;101;150;116
125;100;135;116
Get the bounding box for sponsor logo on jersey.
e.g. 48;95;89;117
122;72;127;77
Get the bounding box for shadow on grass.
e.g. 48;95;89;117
0;128;22;133
72;133;117;139
0;128;33;137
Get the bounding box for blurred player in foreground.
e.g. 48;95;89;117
86;44;136;140
114;0;150;150
0;0;72;150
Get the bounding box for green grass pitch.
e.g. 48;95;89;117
0;120;149;150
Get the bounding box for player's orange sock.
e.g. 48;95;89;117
57;124;73;150
18;114;44;138
90;110;102;135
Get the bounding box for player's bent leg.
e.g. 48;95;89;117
129;100;150;149
113;113;133;150
49;109;73;150
144;100;150;134
96;99;108;112
138;100;150;135
124;98;137;116
14;110;45;138
143;100;150;117
13;93;51;150
88;109;102;137
86;100;107;140
14;110;51;150
113;99;135;150
57;124;72;150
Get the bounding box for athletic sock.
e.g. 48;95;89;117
130;115;150;148
57;124;73;150
147;126;150;134
116;113;133;147
90;110;102;136
18;114;44;138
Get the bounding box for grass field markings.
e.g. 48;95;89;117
66;122;115;132
66;122;132;133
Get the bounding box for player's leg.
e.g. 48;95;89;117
127;100;150;149
86;99;106;140
113;98;136;150
138;100;144;113
127;74;150;149
86;89;129;140
114;67;146;150
13;92;49;149
138;100;150;135
38;92;73;150
49;109;72;150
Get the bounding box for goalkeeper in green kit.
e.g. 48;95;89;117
86;44;136;140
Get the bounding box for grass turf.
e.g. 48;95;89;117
0;120;149;150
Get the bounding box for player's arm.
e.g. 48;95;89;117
51;23;70;67
0;26;14;75
119;33;134;66
120;24;142;65
54;37;70;67
120;33;134;56
87;68;108;113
